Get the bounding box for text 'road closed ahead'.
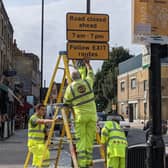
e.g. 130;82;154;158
67;13;109;31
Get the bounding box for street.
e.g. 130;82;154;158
1;128;168;168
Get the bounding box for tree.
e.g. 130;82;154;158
94;47;134;112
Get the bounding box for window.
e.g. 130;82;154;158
120;81;125;91
131;78;136;89
144;80;148;91
2;19;3;36
144;103;147;115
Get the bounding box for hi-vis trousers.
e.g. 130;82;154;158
75;114;96;168
107;156;125;168
29;143;50;167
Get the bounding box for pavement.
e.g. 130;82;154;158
0;129;27;168
0;129;71;168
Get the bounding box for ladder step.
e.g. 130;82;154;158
49;145;63;150
52;120;74;125
93;144;102;148
68;64;74;67
43;158;56;162
48;147;58;150
71;131;75;134
51;137;68;142
58;67;64;70
93;159;105;164
51;137;77;144
54;121;63;125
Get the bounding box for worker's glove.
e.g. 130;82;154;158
76;60;85;68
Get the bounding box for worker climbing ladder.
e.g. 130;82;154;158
24;52;105;168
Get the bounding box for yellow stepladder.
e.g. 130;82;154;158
38;53;79;168
24;52;78;168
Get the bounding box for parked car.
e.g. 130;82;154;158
97;112;107;121
97;112;130;137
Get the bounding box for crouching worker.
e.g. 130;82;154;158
101;118;128;168
27;103;55;167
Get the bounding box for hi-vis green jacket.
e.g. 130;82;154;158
101;121;128;157
28;114;45;147
63;69;96;117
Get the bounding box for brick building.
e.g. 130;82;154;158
117;54;168;121
0;0;15;139
0;0;13;75
0;0;41;138
13;40;40;102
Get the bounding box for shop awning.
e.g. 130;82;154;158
0;84;23;106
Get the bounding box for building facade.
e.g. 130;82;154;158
0;1;41;138
13;41;40;101
117;55;168;121
0;0;13;75
0;0;15;139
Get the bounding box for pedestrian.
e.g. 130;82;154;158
27;103;55;167
143;119;152;142
101;117;128;168
63;59;97;168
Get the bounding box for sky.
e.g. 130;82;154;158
4;0;143;85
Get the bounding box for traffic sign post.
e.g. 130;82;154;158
146;44;166;168
66;13;109;60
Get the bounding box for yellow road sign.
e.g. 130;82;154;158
132;0;168;44
67;42;109;60
67;13;109;31
67;30;109;42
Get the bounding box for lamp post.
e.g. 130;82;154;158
87;0;90;14
146;44;166;168
40;0;44;101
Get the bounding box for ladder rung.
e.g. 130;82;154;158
51;138;74;143
48;147;58;150
58;67;64;70
51;137;68;142
53;120;74;125
49;144;63;150
71;131;75;134
43;158;56;162
54;121;63;124
93;144;101;148
68;64;74;67
93;159;105;164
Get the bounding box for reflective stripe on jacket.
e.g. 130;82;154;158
101;121;128;157
28;114;45;147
